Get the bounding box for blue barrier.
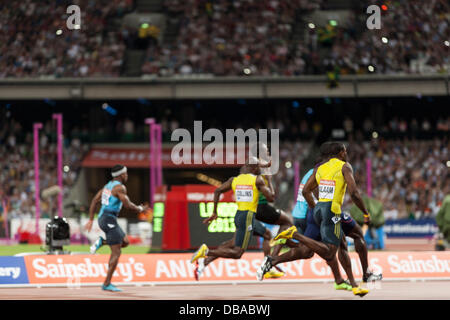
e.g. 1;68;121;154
383;218;438;238
0;256;29;285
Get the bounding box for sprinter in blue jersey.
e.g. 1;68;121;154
85;164;148;292
257;167;318;281
292;168;315;234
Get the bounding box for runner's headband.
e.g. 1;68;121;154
112;166;127;177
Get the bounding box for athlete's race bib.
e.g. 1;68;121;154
235;185;254;202
331;214;341;225
318;179;336;200
101;188;112;205
297;184;305;202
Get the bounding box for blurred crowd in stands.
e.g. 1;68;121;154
0;119;89;219
0;0;133;78
345;137;449;220
320;0;450;75
78;111;450;145
143;0;323;76
1;110;448;221
1;0;447;78
142;0;449;76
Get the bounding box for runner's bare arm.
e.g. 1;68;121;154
264;174;275;196
85;189;103;231
207;177;234;225
88;189;103;221
256;175;275;202
114;185;147;213
303;168;319;209
313;186;319;201
342;163;371;223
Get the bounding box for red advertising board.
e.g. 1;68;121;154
23;251;450;286
82;147;245;168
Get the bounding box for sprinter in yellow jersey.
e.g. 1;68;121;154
193;155;286;281
191;163;275;264
274;142;371;297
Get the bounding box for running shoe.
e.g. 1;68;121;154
90;236;104;254
274;226;297;241
194;258;205;281
102;283;122;292
352;286;369;297
269;238;287;247
256;255;273;281
363;271;383;283
264;269;285;279
334;280;352;291
191;244;209;264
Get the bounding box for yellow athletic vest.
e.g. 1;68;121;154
315;158;347;214
232;174;259;212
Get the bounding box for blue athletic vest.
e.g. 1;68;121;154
98;180;123;218
292;169;314;219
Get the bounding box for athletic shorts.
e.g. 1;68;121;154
98;213;126;245
312;202;343;247
252;219;267;238
304;208;321;241
256;203;281;224
341;212;356;236
294;217;307;235
234;210;255;250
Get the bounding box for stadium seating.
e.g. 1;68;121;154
2;0;447;78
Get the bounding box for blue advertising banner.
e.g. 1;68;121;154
383;218;438;238
0;256;29;285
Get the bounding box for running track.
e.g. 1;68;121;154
0;281;448;300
